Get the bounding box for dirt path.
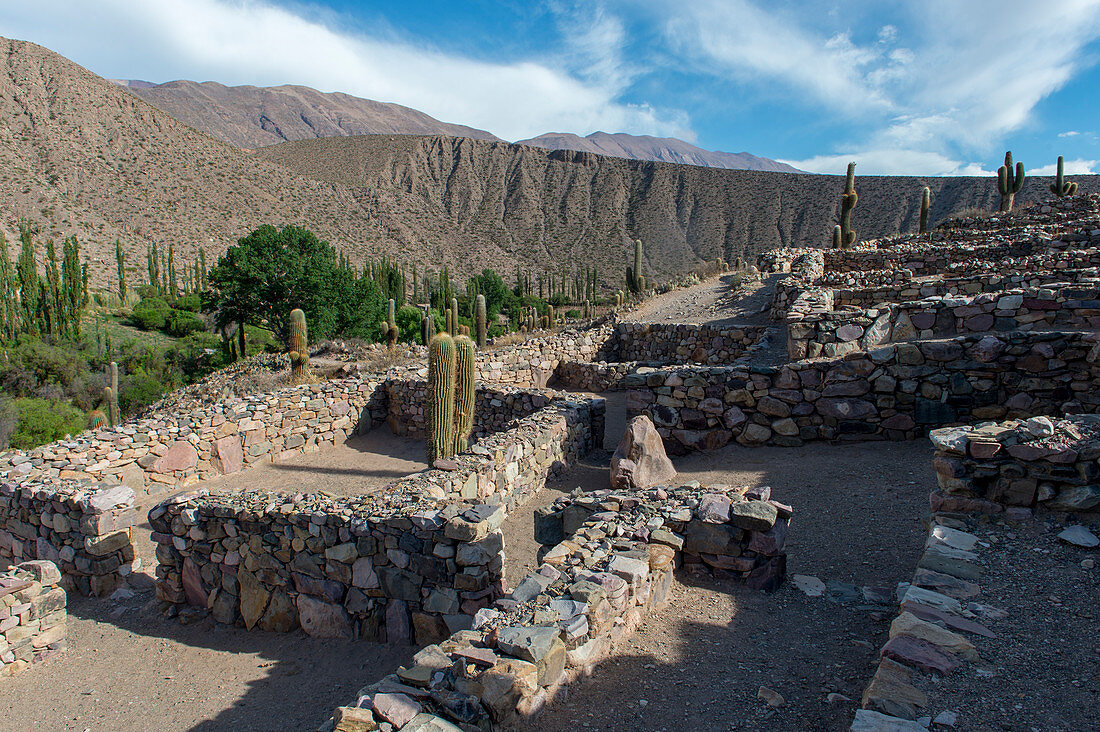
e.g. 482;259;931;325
628;273;783;327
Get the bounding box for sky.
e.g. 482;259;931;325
3;0;1100;175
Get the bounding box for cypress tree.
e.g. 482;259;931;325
61;236;83;338
115;240;126;305
0;233;18;342
167;243;177;297
16;224;39;336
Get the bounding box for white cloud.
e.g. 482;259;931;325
656;0;1100;174
1031;158;1097;175
780;150;991;177
1059;130;1081;137
0;0;690;142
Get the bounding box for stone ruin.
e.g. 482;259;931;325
0;195;1097;729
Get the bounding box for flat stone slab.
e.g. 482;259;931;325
1058;525;1099;548
880;635;961;675
851;709;928;732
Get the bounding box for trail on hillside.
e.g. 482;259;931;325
627;272;783;326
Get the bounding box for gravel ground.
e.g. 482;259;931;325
909;517;1099;731
627;273;782;326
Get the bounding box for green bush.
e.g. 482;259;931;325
130;297;171;330
165;309;204;337
8;398;87;449
173;293;202;312
565;309;581;319
117;370;168;415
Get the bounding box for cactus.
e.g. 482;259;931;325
289;308;311;385
997;151;1025;211
919;186;931;235
452;335;476;454
88;408;108;430
1049;156;1078;197
427;332;456;464
839;162;858;248
832;225;842;249
475;293;487;347
584;299;591;318
421;310;433;346
386;298;397;347
108;361;119;426
547;304;555;326
625;239;646;293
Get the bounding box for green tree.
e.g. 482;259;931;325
208;224;351;344
16;224;38;336
0;233;19;342
116;240;126;304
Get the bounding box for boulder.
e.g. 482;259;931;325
151;440;198;474
610;416;676;490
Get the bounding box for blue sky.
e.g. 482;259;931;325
3;0;1100;175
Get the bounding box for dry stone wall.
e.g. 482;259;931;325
612;322;768;365
1;560;67;677
929;414;1100;515
623;331;1100;453
322;482;792;731
149;389;604;639
0;480;138;596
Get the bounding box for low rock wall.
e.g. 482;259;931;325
623;331;1100;453
788;283;1100;360
554;360;644;392
0;560;67;677
929;415;1100;515
149;392;605;638
384;381;552;440
0;480;139;596
322;483;791;731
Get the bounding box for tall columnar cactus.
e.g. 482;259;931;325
839;162;858;249
385;298;397;347
997;151;1025;211
919;186;931;235
421;310;434;346
832;225;842;249
452;335;476;454
1049;156;1078;197
584;299;591;318
101;387;114;429
475;294;487;347
547;304;555;326
427;332;456;464
88;408;107;430
108;361;119;426
625;239;646;293
289;308;311;385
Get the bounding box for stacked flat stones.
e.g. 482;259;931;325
853;519;993;731
1;560;66;676
322;483;791;732
931;414;1100;514
613;322;768;365
0;480;138;596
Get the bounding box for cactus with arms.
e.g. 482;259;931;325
427;332;456;464
997;151;1025;211
839;162;858;248
1049;156;1077;197
289;308;311;385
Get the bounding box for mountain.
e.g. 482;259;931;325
114;77;796;173
1;37;1095;293
114;79;501;149
514;131;802;173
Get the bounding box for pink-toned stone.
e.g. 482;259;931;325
880;635;961;675
900;601;996;638
371;693;421;728
611;416;676;490
211;435;243;474
152;440;198;474
967;440;1001;459
182;557;206;607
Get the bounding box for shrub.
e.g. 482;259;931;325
130;297;171;330
117;370;168;415
173;293;202;312
8;397;87;449
165;309;204;337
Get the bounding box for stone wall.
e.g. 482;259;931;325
321;482;791;731
384;381;552;441
929;415;1100;515
1;560;67;677
0;480;139;596
554;360;644;392
0;556;66;678
831;268;1099;308
787;282;1100;360
149;390;605;638
622;331;1100;453
612;322;768;365
474;322;615;387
